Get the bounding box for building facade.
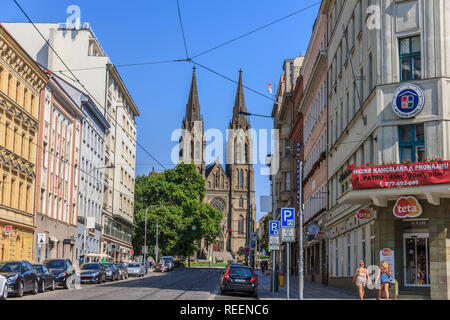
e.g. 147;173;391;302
298;3;329;285
271;57;303;273
34;72;83;263
324;0;450;300
0;24;47;262
3;23;140;263
179;68;256;262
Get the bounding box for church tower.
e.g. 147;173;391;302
226;70;256;255
180;66;206;176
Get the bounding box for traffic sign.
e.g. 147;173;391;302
281;228;295;242
269;220;280;235
281;208;295;227
37;233;46;246
269;235;280;250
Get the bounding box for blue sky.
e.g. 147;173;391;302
1;0;319;221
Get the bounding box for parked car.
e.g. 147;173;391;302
79;263;106;284
127;263;145;277
43;259;76;289
115;263;128;280
32;264;55;293
0;273;8;300
102;263;120;281
160;256;174;271
0;261;38;297
220;265;258;297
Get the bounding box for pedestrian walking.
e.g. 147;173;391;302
145;259;149;275
352;260;370;300
376;261;392;300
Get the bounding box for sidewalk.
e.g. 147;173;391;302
256;269;359;300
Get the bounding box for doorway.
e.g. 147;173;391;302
403;233;430;287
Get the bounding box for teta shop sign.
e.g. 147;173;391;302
393;196;423;219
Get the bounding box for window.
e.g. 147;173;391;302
238;215;245;235
335;239;338;276
347;234;351;276
285;171;291;191
399;124;425;162
370;223;375;266
399;36;421;82
239;170;244;189
361;227;366;263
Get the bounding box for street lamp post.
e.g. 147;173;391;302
143;204;164;267
239;111;278;294
83;165;115;264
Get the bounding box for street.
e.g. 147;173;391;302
12;267;258;301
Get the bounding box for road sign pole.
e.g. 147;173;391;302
287;243;290;300
272;172;277;296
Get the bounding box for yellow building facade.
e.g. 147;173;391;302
0;24;47;262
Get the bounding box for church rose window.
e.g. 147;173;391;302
210;198;225;213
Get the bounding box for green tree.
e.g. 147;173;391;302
133;163;222;258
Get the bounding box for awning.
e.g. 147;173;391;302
338;184;450;207
49;236;58;243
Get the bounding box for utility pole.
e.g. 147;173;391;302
298;161;303;300
272;167;277;295
143;206;149;265
155;222;159;264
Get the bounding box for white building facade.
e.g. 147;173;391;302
324;0;450;299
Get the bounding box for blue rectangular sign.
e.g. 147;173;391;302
269;221;280;235
281;208;295;227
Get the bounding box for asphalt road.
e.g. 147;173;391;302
12;267;258;300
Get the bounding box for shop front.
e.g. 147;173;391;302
340;161;450;299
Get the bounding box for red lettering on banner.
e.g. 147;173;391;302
352;161;450;189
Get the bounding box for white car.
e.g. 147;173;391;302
0;274;8;300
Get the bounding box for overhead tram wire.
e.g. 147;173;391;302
191;60;275;102
190;1;322;59
54;58;188;73
13;0;168;171
176;0;190;60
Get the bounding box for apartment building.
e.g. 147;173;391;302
324;0;450;299
3;23;140;263
271;57;303;273
297;2;328;285
34;72;84;263
0;24;48;262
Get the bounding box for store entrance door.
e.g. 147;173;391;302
403;233;430;287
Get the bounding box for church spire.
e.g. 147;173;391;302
232;69;248;126
186;66;201;121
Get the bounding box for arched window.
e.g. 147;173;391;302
195;141;201;162
238;215;245;235
245;143;249;163
239;170;244;188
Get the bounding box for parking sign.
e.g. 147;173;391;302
269;221;280;235
281;208;295;227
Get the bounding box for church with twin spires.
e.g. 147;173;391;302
179;67;256;261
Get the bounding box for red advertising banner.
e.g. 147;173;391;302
352;161;450;190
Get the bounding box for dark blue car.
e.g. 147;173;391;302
0;261;38;297
44;259;76;289
80;263;106;284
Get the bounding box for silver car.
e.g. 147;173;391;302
0;273;7;300
127;263;144;277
